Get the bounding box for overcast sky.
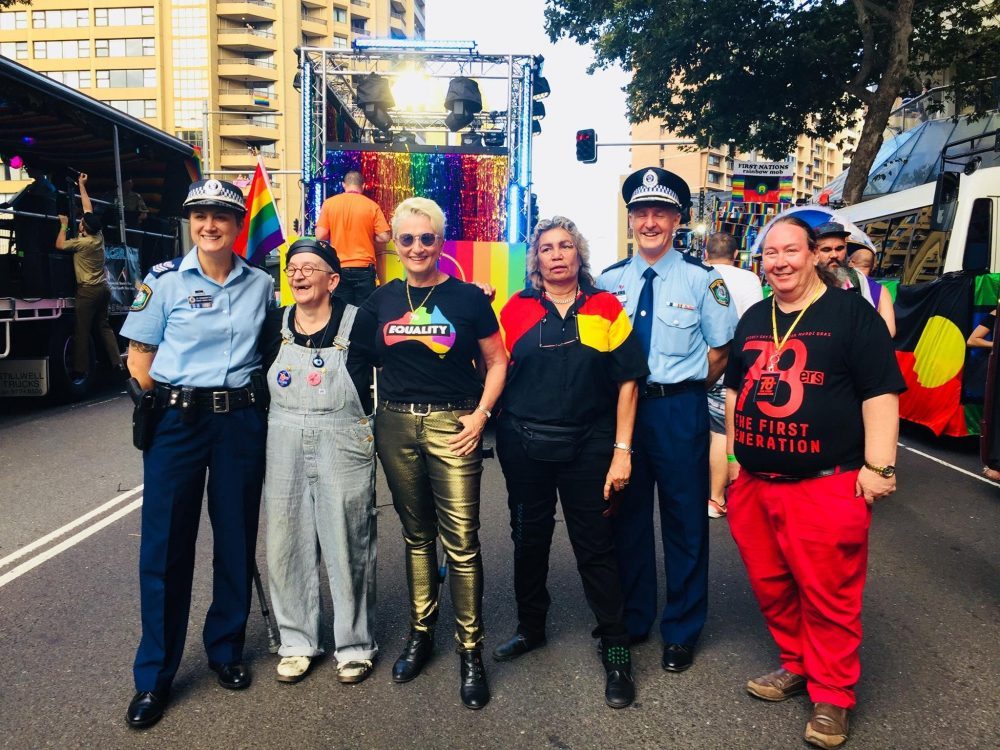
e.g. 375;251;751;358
425;1;632;270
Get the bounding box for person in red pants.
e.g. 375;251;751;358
723;216;904;749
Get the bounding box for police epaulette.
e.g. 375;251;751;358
680;252;713;272
149;257;183;277
601;257;630;274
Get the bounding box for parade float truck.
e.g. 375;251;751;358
295;39;544;314
0;57;196;399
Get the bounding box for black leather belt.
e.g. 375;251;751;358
155;384;257;413
380;398;478;416
642;380;706;398
746;465;859;482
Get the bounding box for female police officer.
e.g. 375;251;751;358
121;179;274;729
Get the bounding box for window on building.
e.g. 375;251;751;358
103;99;157;118
351;19;367;34
175;130;203;149
0;42;28;60
34;40;90;59
44;70;92;89
95;38;156;57
95;7;155;27
32;9;88;28
96;69;157;88
707;171;722;185
0;11;27;30
333;7;348;23
333;34;348;49
707;154;722;167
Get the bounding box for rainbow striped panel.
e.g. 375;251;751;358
779;176;794;203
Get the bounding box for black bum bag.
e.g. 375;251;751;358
507;414;593;462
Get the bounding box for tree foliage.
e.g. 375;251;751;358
546;0;1000;203
0;1;31;9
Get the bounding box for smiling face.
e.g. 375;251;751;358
535;227;580;287
188;208;243;255
394;213;443;280
761;222;820;302
816;235;849;270
628;204;682;261
286;251;338;307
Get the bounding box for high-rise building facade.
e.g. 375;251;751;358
0;0;424;227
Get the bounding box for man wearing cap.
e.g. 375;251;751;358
815;222;874;306
315;170;391;305
597;168;737;672
121;178;275;729
55;172;124;381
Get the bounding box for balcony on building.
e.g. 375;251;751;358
217;0;278;24
217;56;279;83
219;147;280;170
414;0;425;26
219;113;280;142
350;0;373;18
301;0;326;7
219;86;278;112
301;11;328;38
217;23;278;54
390;0;407;13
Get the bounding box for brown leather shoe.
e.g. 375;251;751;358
746;667;806;701
804;702;849;749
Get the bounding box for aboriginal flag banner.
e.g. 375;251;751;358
733;175;783;203
894;273;975;436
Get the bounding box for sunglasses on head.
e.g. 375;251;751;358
396;232;440;248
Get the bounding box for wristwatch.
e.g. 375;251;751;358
864;462;896;478
613;442;632;453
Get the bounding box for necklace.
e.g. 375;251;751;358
543;286;579;304
768;283;825;371
406;277;440;312
296;306;334;368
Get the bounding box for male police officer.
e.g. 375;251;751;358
121;179;274;729
598;168;736;672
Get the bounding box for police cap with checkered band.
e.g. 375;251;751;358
182;179;246;216
622;167;692;212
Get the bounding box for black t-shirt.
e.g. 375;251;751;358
499;285;649;430
723;287;905;476
361;276;499;402
260;296;377;413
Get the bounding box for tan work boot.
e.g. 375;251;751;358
805;702;849;748
746;667;806;701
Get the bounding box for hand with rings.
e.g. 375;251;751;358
604;451;632;500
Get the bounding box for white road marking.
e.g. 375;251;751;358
0;497;142;588
897;442;997;486
0;484;143;570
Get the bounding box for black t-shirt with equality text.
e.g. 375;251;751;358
723;287;905;476
362;276;499;403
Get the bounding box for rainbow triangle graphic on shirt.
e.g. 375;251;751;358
384;305;456;355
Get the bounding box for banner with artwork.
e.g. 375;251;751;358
732;161;794;204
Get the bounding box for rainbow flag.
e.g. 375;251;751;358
234;158;284;265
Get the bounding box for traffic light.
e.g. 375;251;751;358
575;129;597;163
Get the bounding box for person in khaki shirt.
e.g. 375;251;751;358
55;173;122;380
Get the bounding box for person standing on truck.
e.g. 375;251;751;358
315;170;391;306
54;173;123;381
120;179;274;730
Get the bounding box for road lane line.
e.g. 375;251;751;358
898;442;996;486
0;484;143;570
0;497;143;588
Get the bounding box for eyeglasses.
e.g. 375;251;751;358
284;264;336;278
539;313;580;349
396;232;440;248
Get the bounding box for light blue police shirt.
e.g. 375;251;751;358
121;250;275;388
597;250;736;384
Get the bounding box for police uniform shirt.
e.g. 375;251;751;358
597;251;737;384
121;250;274;388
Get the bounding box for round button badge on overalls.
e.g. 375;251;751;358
307;371;322;387
276;370;292;387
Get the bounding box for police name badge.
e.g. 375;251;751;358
709;278;730;306
188;292;214;309
613;285;628;305
130;283;152;311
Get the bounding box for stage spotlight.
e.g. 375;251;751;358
483;131;505;148
532;101;545;120
461;131;483;147
444;77;483;132
532;120;542;135
372;130;393;144
292;71;302;92
533;75;550;100
357;73;395;131
393;130;418;145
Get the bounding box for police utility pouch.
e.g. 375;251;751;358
512;416;592;462
127;378;158;451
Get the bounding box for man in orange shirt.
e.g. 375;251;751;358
315;171;391;305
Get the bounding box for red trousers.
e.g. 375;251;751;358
728;469;870;709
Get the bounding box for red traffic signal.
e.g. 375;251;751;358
575;128;597;163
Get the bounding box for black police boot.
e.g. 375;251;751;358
392;629;434;684
458;648;490;710
601;641;635;709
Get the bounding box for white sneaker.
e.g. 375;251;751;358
708;498;728;519
276;655;312;683
336;659;374;684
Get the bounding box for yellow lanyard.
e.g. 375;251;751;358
768;284;825;371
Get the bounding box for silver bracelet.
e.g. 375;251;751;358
613;442;632;453
475;405;492;419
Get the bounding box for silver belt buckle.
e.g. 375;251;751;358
409;402;432;416
212;391;230;413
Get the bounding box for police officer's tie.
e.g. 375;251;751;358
635;266;656;355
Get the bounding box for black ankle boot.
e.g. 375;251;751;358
601;641;635;709
459;648;490;709
392;630;434;683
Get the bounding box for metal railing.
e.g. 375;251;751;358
218;26;276;39
219;115;278;128
886;76;999;136
218;57;276;69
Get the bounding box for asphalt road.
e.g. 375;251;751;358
0;385;997;750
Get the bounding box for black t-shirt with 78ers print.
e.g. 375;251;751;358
361;275;499;403
723;287;905;477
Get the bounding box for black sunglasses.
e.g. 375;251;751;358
396;232;440;248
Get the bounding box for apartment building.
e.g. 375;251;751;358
0;0;424;228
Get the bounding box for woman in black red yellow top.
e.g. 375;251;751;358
493;216;649;709
361;197;507;710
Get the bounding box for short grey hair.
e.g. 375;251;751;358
527;215;594;290
391;196;446;238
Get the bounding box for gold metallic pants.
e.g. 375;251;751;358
376;407;485;649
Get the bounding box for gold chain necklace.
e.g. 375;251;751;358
768;283;825;371
406;278;439;312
